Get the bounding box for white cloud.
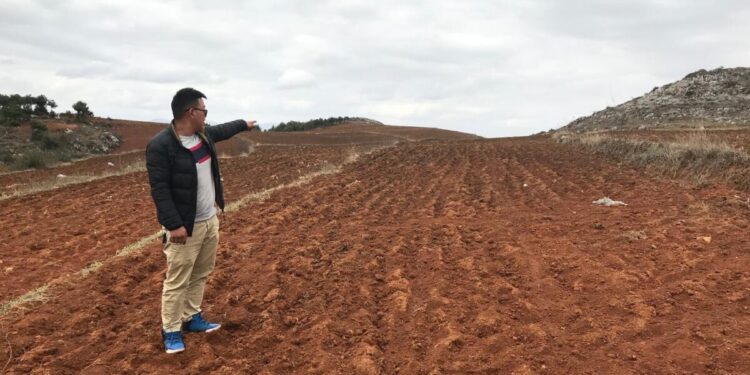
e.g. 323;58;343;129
277;69;317;89
367;99;441;119
284;99;313;110
0;0;748;137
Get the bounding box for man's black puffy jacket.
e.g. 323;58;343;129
146;120;247;236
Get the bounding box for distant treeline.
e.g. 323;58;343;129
0;93;93;126
269;116;375;132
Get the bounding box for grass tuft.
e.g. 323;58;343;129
0;285;49;317
556;131;750;190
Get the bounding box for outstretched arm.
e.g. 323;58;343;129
205;119;256;142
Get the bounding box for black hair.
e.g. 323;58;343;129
171;88;206;120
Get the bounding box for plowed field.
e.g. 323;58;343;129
0;144;375;303
1;134;749;374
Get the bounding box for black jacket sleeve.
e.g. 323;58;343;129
205;120;247;143
146;141;184;231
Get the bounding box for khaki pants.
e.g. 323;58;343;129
161;214;219;332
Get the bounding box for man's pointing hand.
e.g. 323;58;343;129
246;120;257;131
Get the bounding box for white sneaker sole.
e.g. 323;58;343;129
165;347;184;354
205;324;221;333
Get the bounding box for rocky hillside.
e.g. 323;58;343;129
0;119;122;172
562;67;750;132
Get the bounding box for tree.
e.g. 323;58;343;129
0;94;33;126
0;93;69;125
269;116;360;132
33;95;49;116
48;100;58;118
72;100;93;121
1;103;29;126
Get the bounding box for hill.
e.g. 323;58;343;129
0;118;124;172
0;120;479;196
562;67;750;132
108;119;480;155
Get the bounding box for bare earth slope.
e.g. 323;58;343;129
1;135;748;374
0;121;475;196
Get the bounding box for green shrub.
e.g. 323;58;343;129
55;149;73;162
40;133;64;150
30;120;48;142
30;120;47;131
0;151;13;164
12;150;48;169
29;120;66;150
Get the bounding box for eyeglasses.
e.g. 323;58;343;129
187;107;208;117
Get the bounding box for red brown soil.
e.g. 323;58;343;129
315;121;482;141
44;122;79;132
0;121;471;196
1;134;749;374
0;151;145;196
0;144;371;304
106;118;165;152
107;119;478;153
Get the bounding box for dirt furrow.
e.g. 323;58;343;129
0;145;360;305
0;138;748;374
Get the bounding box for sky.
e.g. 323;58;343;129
1;0;748;138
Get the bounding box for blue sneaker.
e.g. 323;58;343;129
182;312;221;333
162;330;185;354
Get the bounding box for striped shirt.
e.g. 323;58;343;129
179;134;216;221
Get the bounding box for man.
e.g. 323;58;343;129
146;88;256;354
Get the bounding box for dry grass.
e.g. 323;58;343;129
218;143;256;158
0;160;146;201
0;285;49;317
79;261;103;277
115;232;162;257
556;131;750;190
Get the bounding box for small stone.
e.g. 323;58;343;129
593;223;605;230
283;316;297;327
263;288;280;302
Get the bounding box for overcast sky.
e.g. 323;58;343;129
1;0;748;137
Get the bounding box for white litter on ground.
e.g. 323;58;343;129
592;197;627;206
56;174;66;178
